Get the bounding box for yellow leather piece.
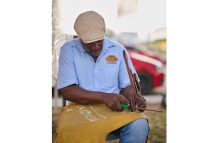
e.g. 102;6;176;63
56;103;147;143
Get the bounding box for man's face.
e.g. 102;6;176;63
81;40;104;57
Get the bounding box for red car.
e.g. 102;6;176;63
126;46;165;95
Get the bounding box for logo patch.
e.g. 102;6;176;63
105;55;118;63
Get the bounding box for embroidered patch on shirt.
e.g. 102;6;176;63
105;55;118;64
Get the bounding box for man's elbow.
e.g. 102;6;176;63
58;87;70;99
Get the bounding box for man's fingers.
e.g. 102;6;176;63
114;100;123;111
107;101;115;111
118;96;129;105
111;104;117;111
138;97;146;112
138;96;146;108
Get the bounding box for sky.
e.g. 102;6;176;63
59;0;166;40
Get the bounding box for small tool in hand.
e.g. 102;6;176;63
120;102;129;110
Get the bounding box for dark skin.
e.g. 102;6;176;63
59;39;146;112
81;39;103;61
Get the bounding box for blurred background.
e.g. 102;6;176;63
52;0;166;142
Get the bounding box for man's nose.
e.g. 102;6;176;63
92;43;101;49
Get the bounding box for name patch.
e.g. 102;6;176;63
105;55;118;63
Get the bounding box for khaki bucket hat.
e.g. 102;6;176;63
74;11;106;43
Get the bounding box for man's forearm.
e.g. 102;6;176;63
59;85;106;104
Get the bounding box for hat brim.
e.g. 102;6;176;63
81;37;104;43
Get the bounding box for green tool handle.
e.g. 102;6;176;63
120;102;129;110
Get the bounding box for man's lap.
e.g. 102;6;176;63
108;118;149;143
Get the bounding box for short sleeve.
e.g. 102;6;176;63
57;44;78;89
118;48;138;89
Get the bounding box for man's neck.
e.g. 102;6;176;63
92;56;98;62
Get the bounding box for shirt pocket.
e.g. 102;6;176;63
98;64;119;88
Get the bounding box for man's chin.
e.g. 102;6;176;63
91;51;101;57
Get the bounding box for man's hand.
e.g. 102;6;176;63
102;93;129;112
137;95;146;112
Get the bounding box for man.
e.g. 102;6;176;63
57;11;149;143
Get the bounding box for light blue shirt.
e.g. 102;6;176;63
57;37;137;94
